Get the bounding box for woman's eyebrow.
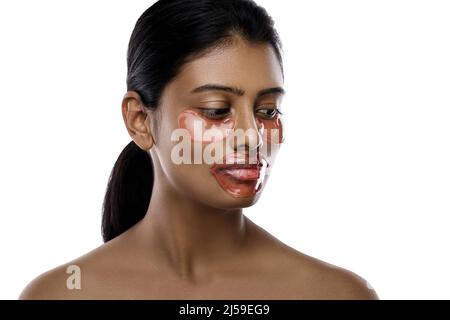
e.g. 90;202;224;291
190;83;285;98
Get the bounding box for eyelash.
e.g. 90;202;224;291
198;106;282;120
256;107;283;119
199;108;230;119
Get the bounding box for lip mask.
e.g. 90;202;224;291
209;153;269;198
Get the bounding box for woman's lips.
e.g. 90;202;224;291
213;164;261;181
209;155;268;198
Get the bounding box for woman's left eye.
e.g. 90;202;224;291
255;107;282;119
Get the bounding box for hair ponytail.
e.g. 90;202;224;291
101;141;153;242
101;0;283;242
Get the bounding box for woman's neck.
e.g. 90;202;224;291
135;179;250;281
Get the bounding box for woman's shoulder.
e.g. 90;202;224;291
19;262;81;300
249;222;379;299
18;240;124;300
286;249;379;299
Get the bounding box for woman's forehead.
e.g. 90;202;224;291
168;42;283;98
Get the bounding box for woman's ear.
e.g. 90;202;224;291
121;91;154;151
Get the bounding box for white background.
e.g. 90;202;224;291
0;0;449;300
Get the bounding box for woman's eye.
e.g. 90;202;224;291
255;107;282;119
198;107;231;120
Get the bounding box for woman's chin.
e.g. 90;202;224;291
215;188;264;209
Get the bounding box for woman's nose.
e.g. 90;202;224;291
229;108;263;153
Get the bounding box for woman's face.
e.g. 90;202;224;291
150;38;285;209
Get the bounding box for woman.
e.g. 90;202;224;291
20;0;378;299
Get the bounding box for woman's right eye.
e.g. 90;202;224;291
198;107;231;120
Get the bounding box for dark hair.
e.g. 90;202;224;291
102;0;284;242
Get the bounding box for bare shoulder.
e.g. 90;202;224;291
299;252;379;299
18;239;124;300
249;221;378;300
19;262;81;300
280;247;379;300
